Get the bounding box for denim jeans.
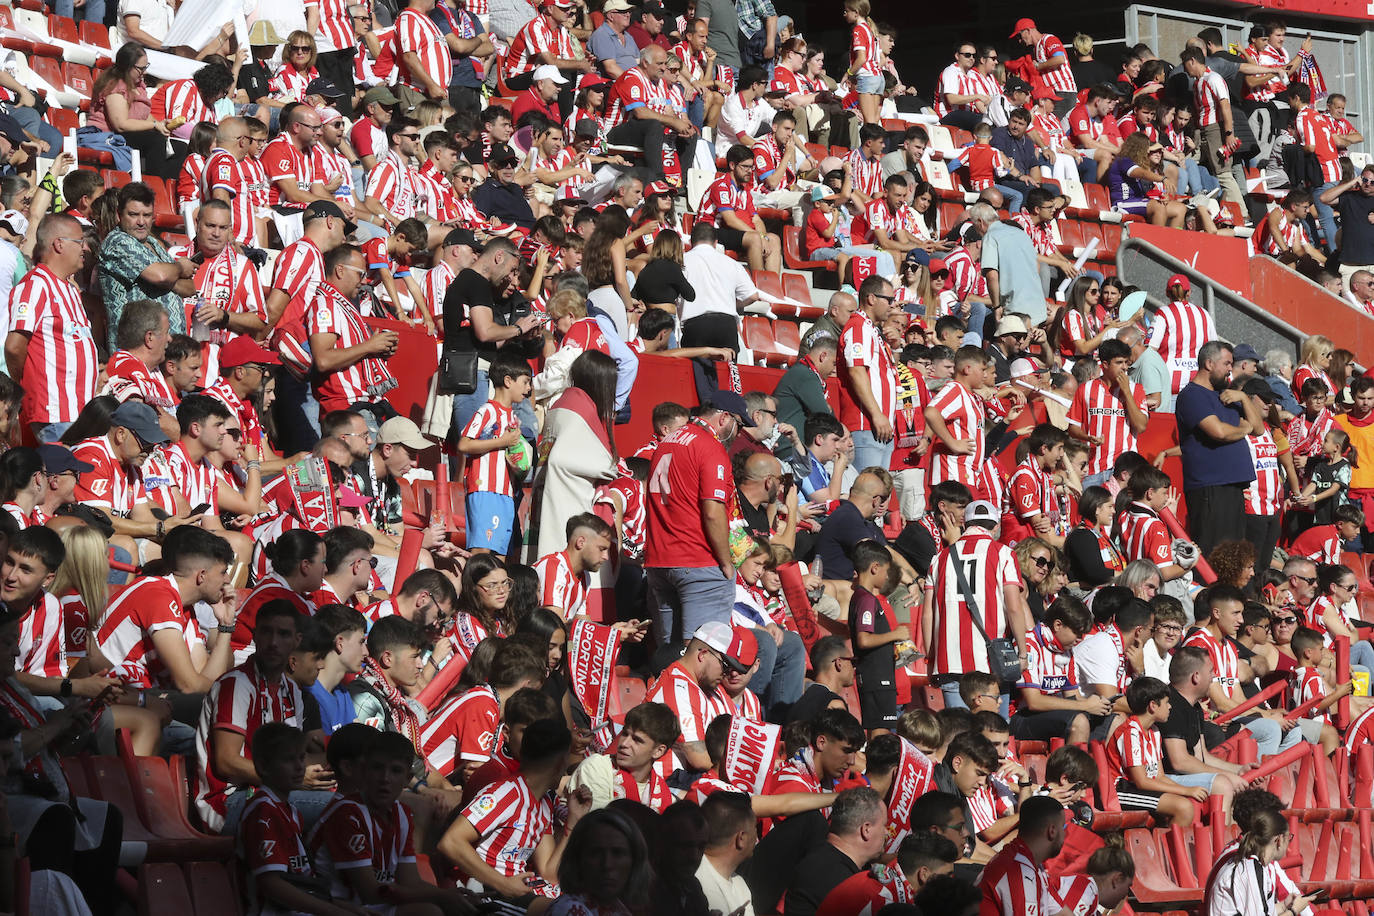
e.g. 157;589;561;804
1082;469;1113;490
51;0;104;22
35;421;71;444
688;94;705;132
1242;715;1306;759
275;369;321;455
940;680;1011;718
647;564;735;644
3;104;60;157
1174;158;1218;196
961;300;990;346
851;429;894;472
748;628;805;717
811;245;897;279
993;183;1024;215
1312;181;1338;252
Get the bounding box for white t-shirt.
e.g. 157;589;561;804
695;856;756;916
683;244;758;322
1073;628;1123;692
716;93;775;156
1143;639;1172;682
116;0;175;46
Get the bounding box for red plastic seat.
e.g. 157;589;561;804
1057;219;1089;255
46;106;78;136
1083;184;1110;215
1097;221;1123;259
804;142;828;163
137;863;193;916
104;170;134;189
181;861;240;916
119;748;233;856
939;201;964;232
48;16;78;45
948;127;973;148
773;319;800;356
1125;828;1203;904
0;8;14;29
780;272;819;319
741;315;787;367
63;63;93;98
85;755;230;860
28;55;63;92
80;20;111;49
144;175;184;229
782;225;832;273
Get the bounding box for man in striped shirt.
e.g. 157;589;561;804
839;275;898;470
1068;338;1150;488
204;118;263;248
533;512;614;621
1009;19;1075;109
102;299;180;441
976;795;1065;916
307;244;400;415
395;0;453;104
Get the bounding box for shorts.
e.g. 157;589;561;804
858;689;898;730
856;73;885;95
716;225;749;252
465;491;515;553
1009;708;1082;741
1115;778;1163;811
1168;772;1217;791
1113;198;1150;216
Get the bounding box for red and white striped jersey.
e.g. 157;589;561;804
317;144;353;205
1286;407;1334;462
926;381;989;489
143;441;219;516
1068;377;1148;477
1056;307;1099;361
103;350;177;412
1019;623;1078;696
606;66;657;128
1005;455;1058;524
2;504;44;529
305;0;354;52
751;134;797;190
16;590;64;678
239;154;270;211
460;401;520;498
714;681;763;722
59;591;88;662
850;20;880;78
696;172;757;228
595;475;646;561
1291;665;1330;724
240;787;315;882
1035;33;1076;95
1147;300;1216;396
418;160;460;223
1192;68;1229;128
195;659;304;830
503;13;577;79
1054;875;1100;916
95;574;191;688
151;78;217;128
205;378;265;447
308;795;415;902
1292;365;1336;400
944;245;987;301
1244;430;1284;516
925;530;1023;675
1262;211;1310;257
978;838;1059;916
420;685;499;777
1011;213;1056;257
308;282;397;412
1345;704;1374;755
969;779;1015;833
838;311;897;434
189;247;269;379
1117;502;1172;566
364;150;422;220
645;660;726;781
261;135;324;209
268;63;317;103
72;435;148;518
8;265;98;425
1296;107;1342;184
1290;522;1342;566
862;198;918;247
533;550;587;620
269;237;325;372
1254;44;1291;100
1304;595;1350;646
1104;714;1161;782
231;573;316;665
847;148;883;199
176;153;206;210
1182;627;1239;699
396;8;453;91
421;259;455;322
934;64;979;117
458;775;553;877
203;149;255;246
1032;112;1070;152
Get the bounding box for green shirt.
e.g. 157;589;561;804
772;359;832;442
97;228;186;351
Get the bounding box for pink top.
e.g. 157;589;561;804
88;81;153;133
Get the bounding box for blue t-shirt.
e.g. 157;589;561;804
1174;382;1257;490
800;453;831;501
309;681;357;735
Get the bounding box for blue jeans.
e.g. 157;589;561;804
687;94;705;132
748;628;805;717
51;0;104;22
3;104;60;157
1174;158;1218;196
940;680;1011;718
647;564;734;644
1312;181;1338;252
108;544;134;585
993;183;1024;215
35;421;71;444
851;429;894;473
276;369;320;454
1242;715;1306;759
961;300;990;346
1082;469;1113;490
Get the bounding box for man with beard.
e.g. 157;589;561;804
307;244;400;419
533;512;613;621
976;795;1066;915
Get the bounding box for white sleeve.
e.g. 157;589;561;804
567;753;616;812
1073;634;1116;689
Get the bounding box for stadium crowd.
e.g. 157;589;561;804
0;0;1368;913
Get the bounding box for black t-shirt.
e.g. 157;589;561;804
633;258;696;305
737;489;771;545
237;61;272;104
783;842;863;916
442;268;497;360
1340;192;1374;265
788;682;842;726
1070;58;1115;93
891;519;938;578
850;585;895;694
1157;685;1203;773
814;500;884;581
739;809;828;914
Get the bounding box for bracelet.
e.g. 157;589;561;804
155;519;165;538
246;460;261;471
216;624;235;634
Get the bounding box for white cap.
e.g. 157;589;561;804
964;500;1000;528
1010;357;1044;379
995;315;1028;337
0;209;28;236
532;64;569;84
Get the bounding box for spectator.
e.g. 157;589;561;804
312;528;376;608
458;351;532;557
784;787;888;916
533;512;614;621
1285;83;1340;252
695;792;757;916
1160;645;1266;797
1069;338;1150;488
773;334;837;439
568;701;678;811
789;635;857;724
591;0;641;78
1176;340;1263;557
1119;323;1170;413
176;199;270;363
838;276;898;469
1202;807;1318;915
1179;47;1244;204
1064;486;1126;587
1013;596;1110;743
848;540;903;733
1073;593;1152;702
98;183;198;350
644;621;748;778
308;244;401;416
309;604;369;735
394;0;454;106
234;529;326;662
813;469;907;584
967;201;1045;327
1319;163;1374;290
552;807;653;914
975;795;1064;915
84;44;175;177
698;143;781;273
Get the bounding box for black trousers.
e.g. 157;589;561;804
1184;482;1247;560
1245;511;1281;575
940;110;983;131
316;48;357;103
606;116;674;181
682;312;739;403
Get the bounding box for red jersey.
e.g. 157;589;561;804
1004;455;1059;535
1035;33;1076;94
268;237;325;374
94;574;196;688
419;684;499;777
230;573;316;665
1192;68;1229;128
143;441;219;516
364;150;422;220
697;172;757;228
645;419;733;569
103;350;177;412
1067;376;1148;477
1019;623;1079;698
16;591;64;679
8;264;98;425
308;795;416;902
261;135;324;209
644;659;725;781
503;13;577;79
1244;430;1284;516
240;787;315;884
850;20;880;78
72;435;148;518
308;282;397;411
1296;106;1341;183
1291;523;1342;565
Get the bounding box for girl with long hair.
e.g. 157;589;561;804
550;807;652;915
1064;485;1125;588
842;0;882;126
445;554;514;676
632;229;695;316
176;121;218;210
584;209;635;338
1105;133;1187;226
1013;537;1056;622
1203;809;1315;916
1050;275;1129;361
1293;333;1335;399
1307;563;1374;671
0;447;45;527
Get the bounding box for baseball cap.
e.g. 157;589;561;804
730;626;759;670
219;335;282;369
361;86;399;108
1032;86;1062;102
641;2;666;15
337;485;372;509
644;180;673;197
1005;78;1032;95
693;621;752;673
0;115;26;149
531;64;569;84
708;390;752;425
578;73;609;91
0;209;27;236
37;443;93;476
377;417;430;450
1240;376;1276;402
572;118;601;140
1009;17;1036;37
303;199;357;235
1011;357;1047;379
809;185;837;203
602;0;632;12
305;77;344;100
1167;273;1191;292
443;226;484;252
541;0;573;7
1233;343;1261;364
111;402;170;446
489;143;520;166
928;258;949;274
964;500;1000;528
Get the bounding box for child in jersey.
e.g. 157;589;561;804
1289;626;1354;755
457;351;533;555
1054;837;1136;916
968;711;1032;846
849;539;902;734
1106;676;1208;826
1292;428;1354;527
309;730;475;912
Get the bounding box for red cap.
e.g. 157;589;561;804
928;258;948;274
1167;273;1191;292
219;335;282;368
577;72;609;90
730;626;759;670
1010;17;1036;38
1032;86;1061;102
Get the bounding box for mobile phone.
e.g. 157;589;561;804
189;503;211;516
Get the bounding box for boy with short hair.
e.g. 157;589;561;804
1013;596;1112;744
1289;626;1353;754
1287;377;1335;485
957;671;1001;715
1118;465;1194;582
849;539;902;734
569;701;680;812
1290;503;1365;565
895;708;945;755
793;412;849;504
633;401;689;459
457;351;533;555
309;604;370;736
1144;594;1187;681
1106;676;1208;825
967;711;1031;845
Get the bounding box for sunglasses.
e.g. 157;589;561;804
1030;556;1051;568
1273;616;1299;625
225;428;243;441
290;44;313;52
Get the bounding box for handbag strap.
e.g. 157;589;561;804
948;544;992;645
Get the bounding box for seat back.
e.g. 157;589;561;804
48;16;78;44
182;861;240;916
28;55;63;93
79;20;111;49
46;106;78;135
1083;184;1110;214
924;157;955;192
752;270;784;304
12;7;47;38
138;863;193;916
63;63;93;98
1058;175;1089;212
740;315;777;353
773;319;800;355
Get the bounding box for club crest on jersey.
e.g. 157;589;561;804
260;839;276;859
347;833;367;855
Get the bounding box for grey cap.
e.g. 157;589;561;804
111;401;170;446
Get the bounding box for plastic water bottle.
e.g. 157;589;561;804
189;296;211;342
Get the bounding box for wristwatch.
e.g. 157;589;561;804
59;678;72;697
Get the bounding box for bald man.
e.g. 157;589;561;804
813;470;917;584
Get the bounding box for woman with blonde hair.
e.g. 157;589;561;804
54;523;165;754
842;0;883;126
632;229;696;317
1293;333;1335;399
269;31;320;105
